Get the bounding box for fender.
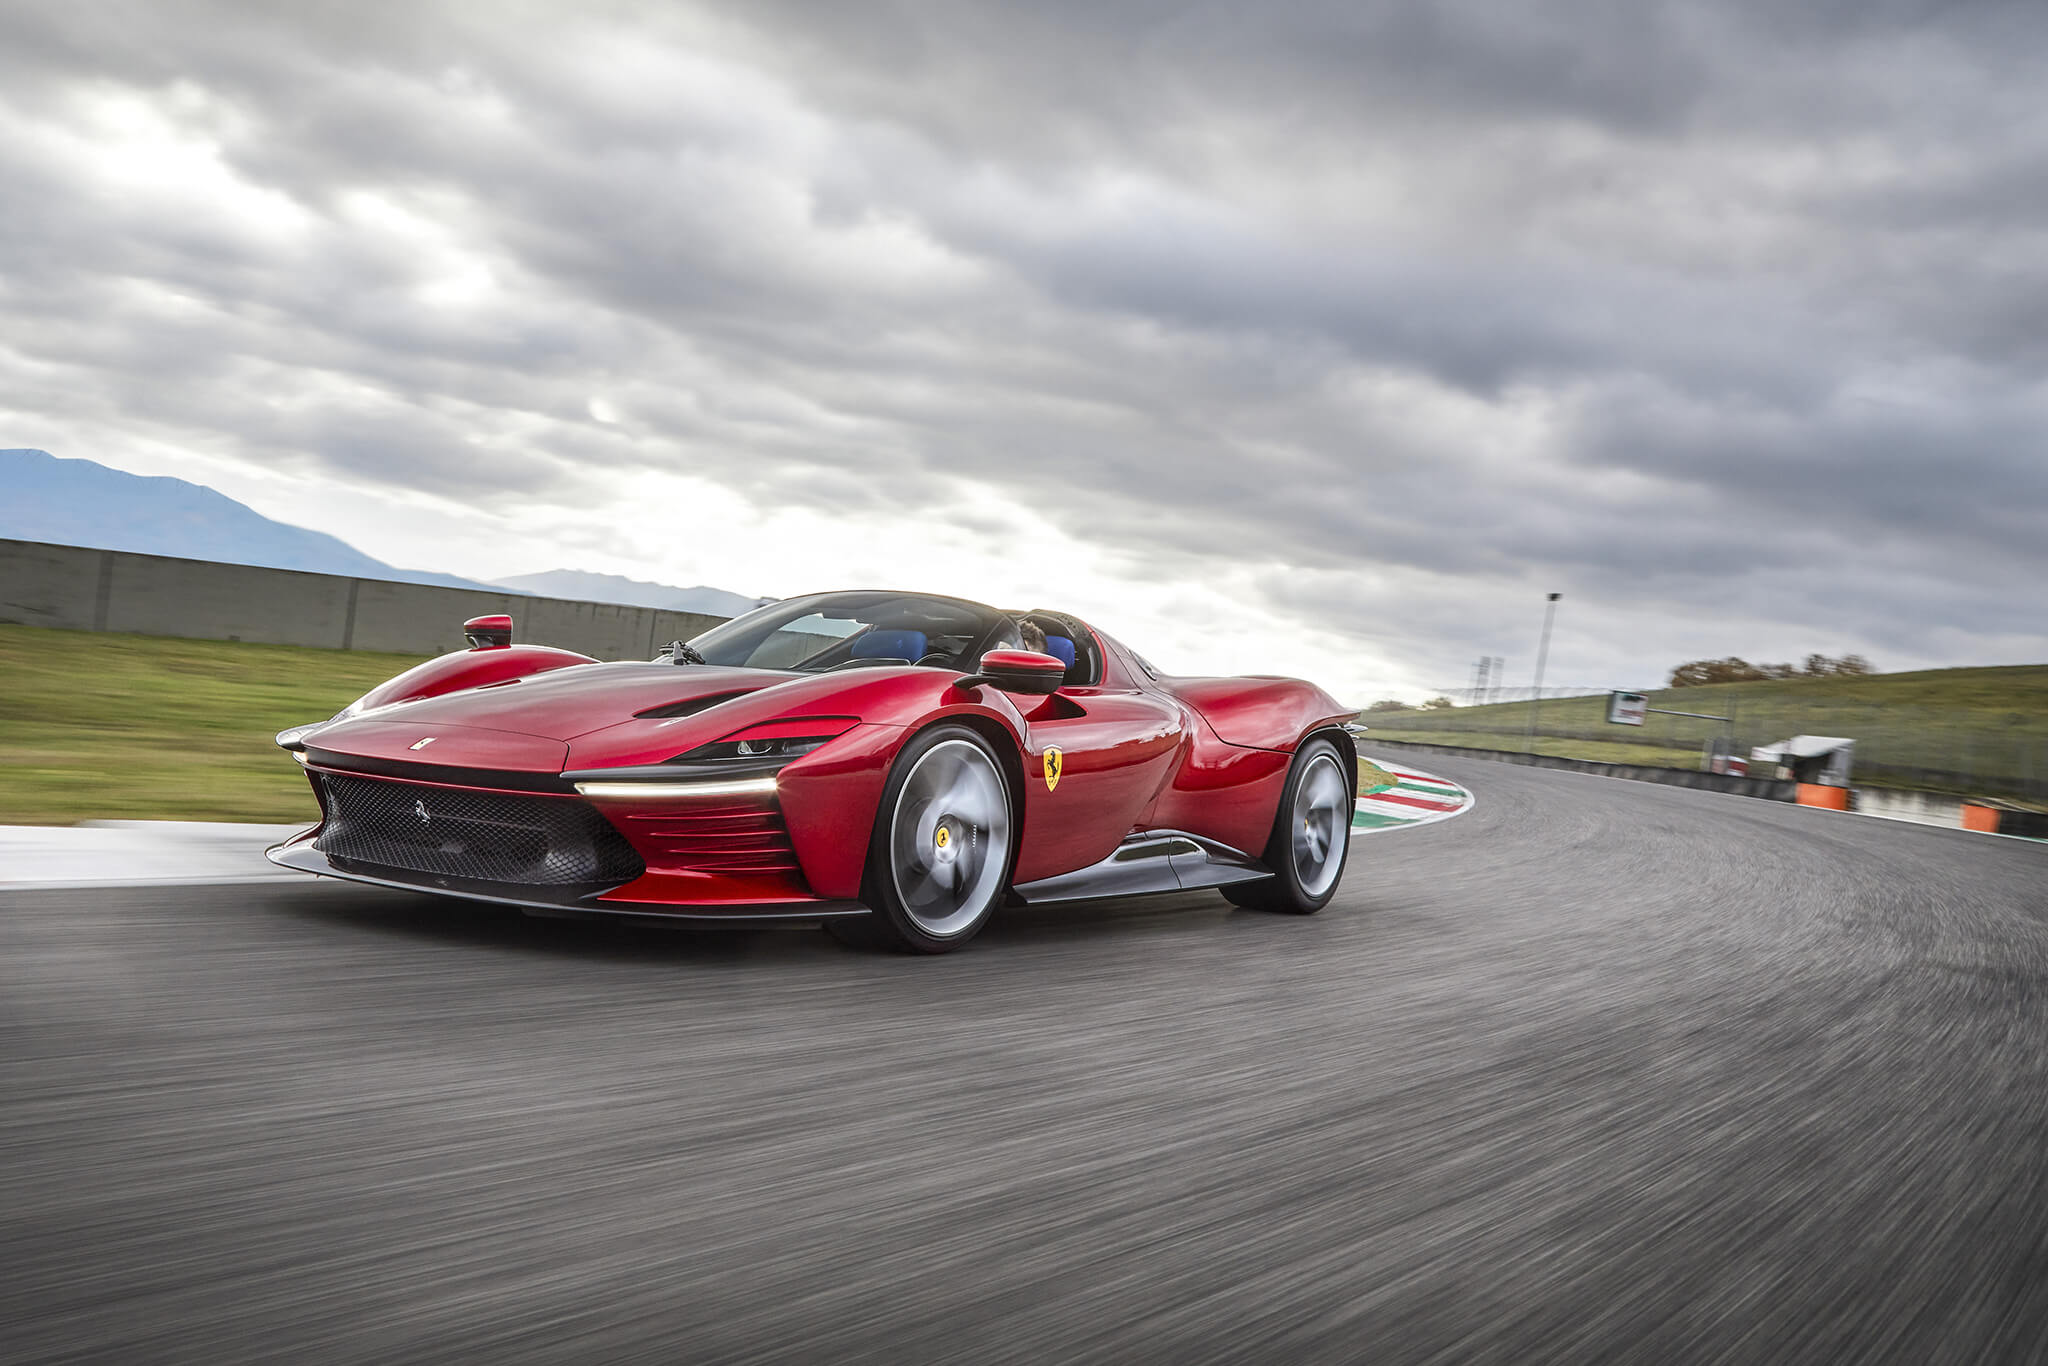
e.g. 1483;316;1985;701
350;643;598;713
1160;675;1353;752
562;667;1030;769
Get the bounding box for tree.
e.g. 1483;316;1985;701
1668;657;1770;687
1804;653;1874;677
1421;696;1456;710
1669;653;1877;686
1364;699;1411;713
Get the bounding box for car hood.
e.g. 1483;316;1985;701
318;662;790;746
304;660;995;776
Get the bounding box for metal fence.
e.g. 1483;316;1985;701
1423;685;1626;706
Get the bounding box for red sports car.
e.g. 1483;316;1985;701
268;591;1358;952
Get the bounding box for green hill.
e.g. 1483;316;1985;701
1362;664;2048;802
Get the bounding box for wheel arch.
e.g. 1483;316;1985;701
1225;723;1355;913
1258;724;1356;869
926;713;1029;865
1307;723;1358;780
1253;724;1351;843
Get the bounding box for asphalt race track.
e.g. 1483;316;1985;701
6;757;2048;1364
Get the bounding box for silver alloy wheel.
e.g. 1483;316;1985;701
888;738;1012;938
1290;750;1350;898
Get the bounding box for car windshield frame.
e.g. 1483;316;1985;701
678;590;1016;674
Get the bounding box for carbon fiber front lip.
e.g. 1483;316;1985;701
264;835;868;921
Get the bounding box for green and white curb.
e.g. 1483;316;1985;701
1353;759;1475;835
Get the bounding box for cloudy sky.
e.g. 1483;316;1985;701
3;0;2044;700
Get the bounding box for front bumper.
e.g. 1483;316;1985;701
264;833;865;921
276;757;868;920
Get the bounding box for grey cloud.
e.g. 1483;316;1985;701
0;0;2043;688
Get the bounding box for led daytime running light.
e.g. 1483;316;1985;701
574;777;779;800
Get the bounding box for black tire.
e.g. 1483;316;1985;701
1223;736;1352;914
844;724;1016;953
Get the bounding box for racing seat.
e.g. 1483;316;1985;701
851;628;927;663
1019;611;1098;686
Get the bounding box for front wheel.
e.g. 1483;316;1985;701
843;725;1015;953
1224;737;1351;914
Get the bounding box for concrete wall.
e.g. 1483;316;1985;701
0;539;729;659
1852;788;1967;829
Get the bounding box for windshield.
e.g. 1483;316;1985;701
680;591;1015;673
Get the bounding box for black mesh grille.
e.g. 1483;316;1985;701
314;773;643;888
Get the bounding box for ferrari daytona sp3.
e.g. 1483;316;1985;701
268;590;1358;952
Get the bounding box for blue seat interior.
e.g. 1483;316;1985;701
1042;635;1077;669
851;628;928;661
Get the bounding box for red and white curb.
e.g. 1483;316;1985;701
1353;760;1475;835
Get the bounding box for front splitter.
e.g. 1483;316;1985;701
264;834;868;922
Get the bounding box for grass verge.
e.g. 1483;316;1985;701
0;625;430;825
1361;729;1709;769
1357;758;1399;794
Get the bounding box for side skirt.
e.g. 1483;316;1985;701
1007;830;1272;907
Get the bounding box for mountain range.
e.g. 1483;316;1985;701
0;448;759;612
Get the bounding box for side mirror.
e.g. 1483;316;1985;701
464;614;513;650
957;648;1067;696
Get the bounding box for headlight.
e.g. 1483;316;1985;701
566;719;859;801
669;718;858;765
678;735;834;762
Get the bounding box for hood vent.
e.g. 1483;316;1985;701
633;690;754;720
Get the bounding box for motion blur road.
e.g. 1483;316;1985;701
6;757;2047;1363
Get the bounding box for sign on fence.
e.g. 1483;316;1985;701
1607;691;1649;726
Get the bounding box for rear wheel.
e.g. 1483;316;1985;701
840;725;1015;953
1224;737;1351;914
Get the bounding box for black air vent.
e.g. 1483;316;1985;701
313;774;642;887
634;691;753;719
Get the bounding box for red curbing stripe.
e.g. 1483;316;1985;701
1361;790;1466;811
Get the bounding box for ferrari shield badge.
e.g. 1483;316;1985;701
1043;746;1063;792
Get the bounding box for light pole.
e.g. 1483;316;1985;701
1526;592;1561;751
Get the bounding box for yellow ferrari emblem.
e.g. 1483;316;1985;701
1043;747;1063;791
935;826;950;850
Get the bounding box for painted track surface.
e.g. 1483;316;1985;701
5;755;2047;1363
1355;757;1475;832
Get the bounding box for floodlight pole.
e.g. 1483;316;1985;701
1526;592;1561;751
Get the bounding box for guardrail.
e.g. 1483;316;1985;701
1361;738;1800;801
